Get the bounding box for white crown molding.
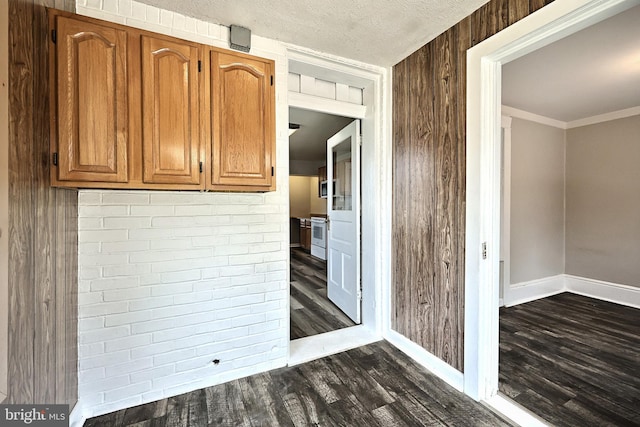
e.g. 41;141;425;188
566;106;640;128
502;105;640;130
501;106;567;129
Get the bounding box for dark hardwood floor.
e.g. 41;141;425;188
290;247;355;340
499;292;640;426
84;340;514;426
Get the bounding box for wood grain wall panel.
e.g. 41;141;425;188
508;0;530;25
6;0;78;406
391;58;408;334
529;0;553;14
391;0;551;372
455;17;471;365
34;0;57;405
8;0;36;404
409;43;435;351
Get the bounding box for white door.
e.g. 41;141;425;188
326;120;361;324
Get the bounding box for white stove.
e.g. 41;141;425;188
310;217;327;260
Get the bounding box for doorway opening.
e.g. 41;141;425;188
288;108;358;340
286;49;387;366
465;0;639;421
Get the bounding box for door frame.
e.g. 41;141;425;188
465;0;638;405
285;48;390;365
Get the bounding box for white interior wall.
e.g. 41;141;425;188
504;112;640;307
509;118;565;284
566;115;640;287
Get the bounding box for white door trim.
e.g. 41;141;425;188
465;0;639;401
500;115;511;307
285;46;390;364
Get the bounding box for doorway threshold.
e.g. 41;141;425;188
484;393;551;427
288;325;381;366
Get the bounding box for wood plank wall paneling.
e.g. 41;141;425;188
7;0;78;406
391;0;553;371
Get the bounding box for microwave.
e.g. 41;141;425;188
319;180;328;198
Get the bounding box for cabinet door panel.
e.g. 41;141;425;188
211;52;274;189
55;16;128;182
142;36;202;185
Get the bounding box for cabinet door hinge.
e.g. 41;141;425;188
271;166;274;177
199;162;203;173
51;29;56;44
270;75;273;86
198;60;202;72
52;152;58;166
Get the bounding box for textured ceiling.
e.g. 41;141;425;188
134;0;489;66
502;5;640;122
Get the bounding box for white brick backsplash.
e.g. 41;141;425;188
79;343;105;358
76;0;290;419
78;191;101;205
80;205;128;217
160;269;201;284
153;348;196;367
149;282;194;297
90;276;139;292
129;205;174;217
79;302;129;318
79;317;105;332
80;229;128;243
103;286;150;302
102;263;151;278
102;192;149;205
80;326;130;345
105;335;152;353
79;242;101;254
128;295;173;311
130;1;145;20
103;217;152;229
104;310;152;327
104;381;152;404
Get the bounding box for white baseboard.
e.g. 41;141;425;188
69;402;88;427
384;329;464;392
565;275;640;309
288;325;381;366
505;274;640;309
485;394;551;427
504;275;565;307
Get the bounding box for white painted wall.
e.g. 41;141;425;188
566;115;640;287
510;118;565;284
75;0;291;418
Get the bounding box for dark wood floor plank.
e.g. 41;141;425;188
122;399;169;426
238;373;294;427
164;394;189;427
289;248;355;340
500;293;640;426
204;380;250;427
85;341;516;427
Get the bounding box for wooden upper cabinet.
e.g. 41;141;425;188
49;10;276;192
141;35;203;186
210;51;275;191
52;14;128;183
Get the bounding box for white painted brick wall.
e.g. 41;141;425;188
74;0;291;419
